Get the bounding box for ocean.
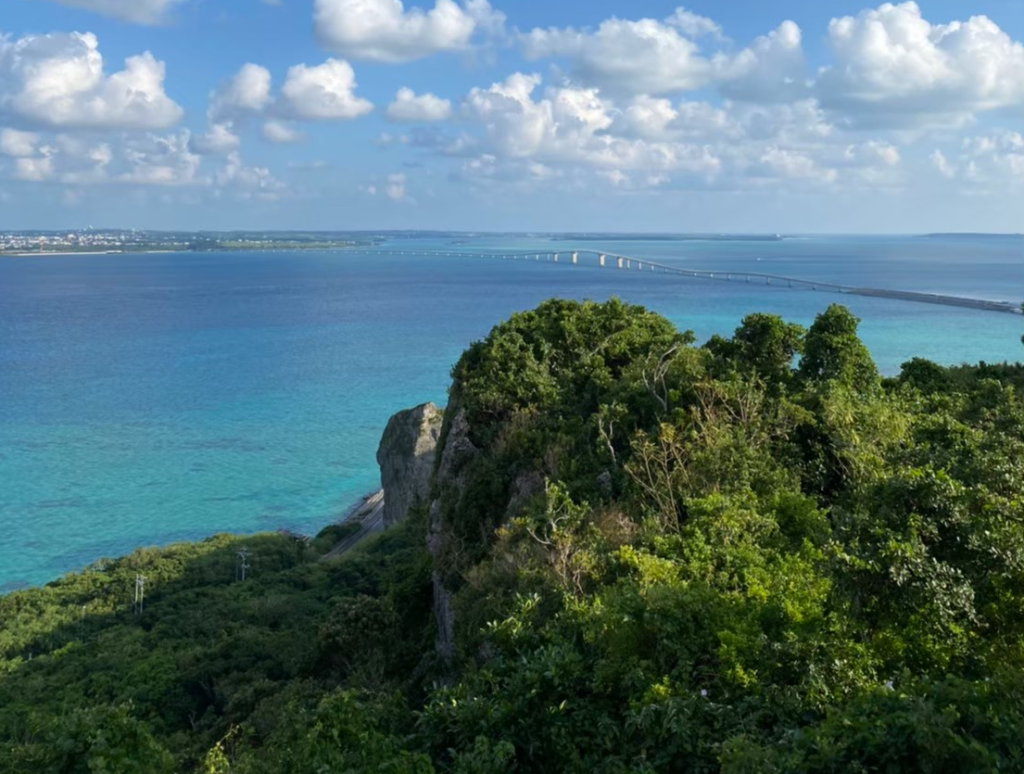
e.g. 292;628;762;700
1;234;1021;590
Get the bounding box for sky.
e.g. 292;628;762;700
0;0;1021;232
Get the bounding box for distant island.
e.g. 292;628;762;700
920;232;1024;239
0;229;387;255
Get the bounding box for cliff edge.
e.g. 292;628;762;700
376;402;443;527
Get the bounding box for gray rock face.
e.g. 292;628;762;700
427;406;479;675
376;403;442;527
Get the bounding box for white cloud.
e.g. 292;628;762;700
14;155;55;182
735;100;833;146
209;63;273;121
386;87;452;122
0;31;183;130
0;126;298;200
520;10;811;105
120;131;204;186
817;2;1024;128
34;0;186;25
190;123;241;155
279;59;373;120
665;7;723;39
460;73;721;184
261;119;304;143
1;132;113;183
0;128;40;157
521;15;713;95
930;130;1024;184
1;129;200;187
216;152;288;199
463;73;603;158
962;130;1023;158
750;146;837;183
613;96;680;140
50;135;113;184
720;21;808;103
612;97;738;142
386;172;407;200
845;140;899;167
314;0;505;63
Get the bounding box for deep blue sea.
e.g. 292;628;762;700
1;234;1021;590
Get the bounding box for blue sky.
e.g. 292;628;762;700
0;0;1021;232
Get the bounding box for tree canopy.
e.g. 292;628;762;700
1;299;1022;773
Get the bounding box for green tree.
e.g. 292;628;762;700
798;304;879;391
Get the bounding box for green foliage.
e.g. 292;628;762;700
2;299;1022;773
798;304;879;391
311;521;361;554
6;702;175;774
707;312;805;391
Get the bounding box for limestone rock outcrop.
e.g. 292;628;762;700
427;406;479;674
376;402;442;527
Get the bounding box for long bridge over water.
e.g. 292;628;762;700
344;248;1023;316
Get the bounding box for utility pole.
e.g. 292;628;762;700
236;548;250;582
133;574;145;615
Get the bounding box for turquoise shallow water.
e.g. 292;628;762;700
1;234;1021;590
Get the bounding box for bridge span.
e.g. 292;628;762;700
343;248;1023;316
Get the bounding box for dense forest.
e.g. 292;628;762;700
2;299;1022;772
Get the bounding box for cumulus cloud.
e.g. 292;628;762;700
817;2;1024;128
460;72;721;184
520;9;811;104
845;140;900;167
215;152;288;199
748;146;837;183
13;155;54;182
35;0;186;25
929;130;1024;184
314;0;505;63
0;31;183;130
612;97;738;141
410;69;918;193
521;15;714;95
0;125;295;201
261;120;304;143
279;59;373;120
209;63;273;121
665;7;723;39
720;21;808;103
1;131;112;183
0;128;40;157
386;87;452;122
190;123;241;155
48;134;113;184
205;59;373;129
0;128;206;186
120;131;204;186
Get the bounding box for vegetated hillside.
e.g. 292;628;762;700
2;299;1022;773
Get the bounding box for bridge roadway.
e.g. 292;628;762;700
343;248;1023;316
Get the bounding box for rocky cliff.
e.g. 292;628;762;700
376;402;442;527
